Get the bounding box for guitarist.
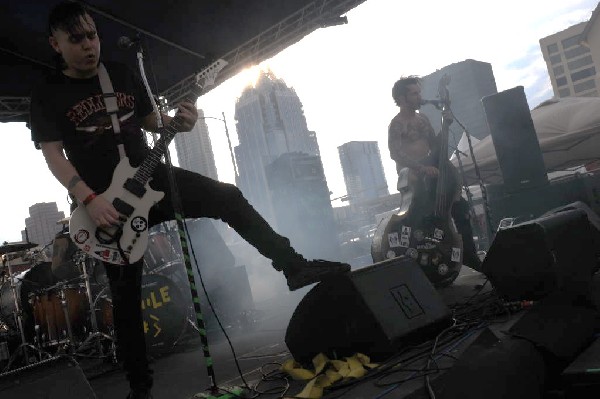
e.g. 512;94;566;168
29;3;349;398
388;76;481;272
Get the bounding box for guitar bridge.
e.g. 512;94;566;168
124;178;147;198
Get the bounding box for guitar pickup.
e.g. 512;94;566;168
113;198;134;217
123;178;146;198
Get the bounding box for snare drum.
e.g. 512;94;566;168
32;284;87;346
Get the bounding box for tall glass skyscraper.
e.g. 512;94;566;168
338;141;389;206
234;70;320;224
174;109;219;180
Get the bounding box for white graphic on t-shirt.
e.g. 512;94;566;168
75;111;134;132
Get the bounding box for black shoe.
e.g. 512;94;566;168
284;259;350;291
126;389;153;399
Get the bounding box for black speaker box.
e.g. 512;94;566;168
482;86;548;192
0;356;96;398
285;257;452;365
484;172;600;231
482;208;597;300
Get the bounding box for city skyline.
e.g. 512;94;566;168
0;0;597;244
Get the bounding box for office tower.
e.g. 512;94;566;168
174;109;219;180
265;152;340;260
338;141;389;206
541;19;598;98
234;70;320;223
24;202;65;247
419;59;498;156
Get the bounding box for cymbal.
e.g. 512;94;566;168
0;241;39;255
57;216;71;225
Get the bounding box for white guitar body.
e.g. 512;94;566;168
69;156;164;265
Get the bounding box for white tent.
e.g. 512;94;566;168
451;96;600;186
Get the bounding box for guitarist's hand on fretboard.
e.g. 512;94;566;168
86;195;122;227
170;102;198;132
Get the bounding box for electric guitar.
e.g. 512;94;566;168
69;59;227;265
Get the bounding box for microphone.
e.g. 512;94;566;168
420;99;444;108
117;36;141;49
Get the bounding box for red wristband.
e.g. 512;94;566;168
82;192;97;206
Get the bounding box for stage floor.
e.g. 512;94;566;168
83;266;504;399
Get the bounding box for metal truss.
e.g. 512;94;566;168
0;97;31;123
161;0;367;107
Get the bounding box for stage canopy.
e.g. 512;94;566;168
451;96;600;186
0;0;365;123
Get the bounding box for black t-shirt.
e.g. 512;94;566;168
30;62;153;193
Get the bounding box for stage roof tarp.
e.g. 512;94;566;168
0;0;366;123
451;96;600;186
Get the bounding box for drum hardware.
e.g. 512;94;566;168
0;241;38;366
73;251;115;357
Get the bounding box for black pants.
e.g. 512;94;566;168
104;164;298;389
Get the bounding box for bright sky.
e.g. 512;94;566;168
1;0;597;244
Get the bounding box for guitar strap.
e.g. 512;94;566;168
97;63;126;159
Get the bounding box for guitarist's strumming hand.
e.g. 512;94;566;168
85;195;123;228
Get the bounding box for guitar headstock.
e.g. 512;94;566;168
189;59;228;99
197;59;228;89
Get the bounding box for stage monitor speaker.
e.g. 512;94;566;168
482;86;548;193
285;257;452;365
0;356;96;398
482;208;597;301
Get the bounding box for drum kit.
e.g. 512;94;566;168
0;220;192;372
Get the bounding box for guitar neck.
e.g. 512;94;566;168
129;59;227;187
132;90;201;185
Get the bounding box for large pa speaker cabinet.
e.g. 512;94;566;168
482;86;548;192
0;356;96;398
482;208;597;301
285;257;452;365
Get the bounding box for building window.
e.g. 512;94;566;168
559;87;571;97
567;55;593;71
550;54;562;65
547;43;559;54
571;66;596;82
556;76;568;87
553;65;565;76
574;79;596;94
561;35;582;49
565;45;590;60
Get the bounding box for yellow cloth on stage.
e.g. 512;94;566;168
280;353;378;399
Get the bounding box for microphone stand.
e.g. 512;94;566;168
451;115;495;247
133;43;221;394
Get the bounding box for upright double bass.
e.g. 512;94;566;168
372;75;463;287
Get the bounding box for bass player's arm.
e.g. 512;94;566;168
40;141;120;227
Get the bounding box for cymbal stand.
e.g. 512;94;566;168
4;254;30;365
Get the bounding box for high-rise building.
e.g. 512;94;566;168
338;141;388;206
265;152;340;260
234;70;320;223
540;22;597;98
581;3;600;95
23;202;65;246
174;109;219;180
419;59;498;156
